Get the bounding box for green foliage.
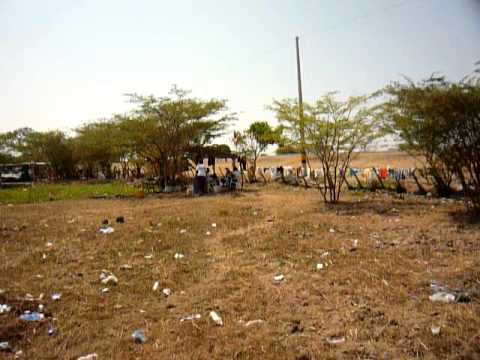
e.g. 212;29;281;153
383;69;480;211
233;121;279;182
0;182;135;204
118;86;234;184
305;93;382;203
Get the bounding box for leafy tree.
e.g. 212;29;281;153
74;120;125;178
383;69;480;212
0;127;35;163
305;94;381;203
118;86;234;186
236;121;279;182
23;131;76;179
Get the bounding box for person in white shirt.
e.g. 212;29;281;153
195;161;206;194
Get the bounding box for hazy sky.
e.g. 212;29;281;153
1;0;479;135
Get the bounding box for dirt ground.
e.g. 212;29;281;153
1;184;480;359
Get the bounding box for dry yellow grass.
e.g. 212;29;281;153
1;184;480;359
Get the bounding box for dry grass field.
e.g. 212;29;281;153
1;180;480;359
256;151;421;170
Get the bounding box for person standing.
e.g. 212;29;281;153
195;160;207;195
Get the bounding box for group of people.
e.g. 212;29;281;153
193;161;241;195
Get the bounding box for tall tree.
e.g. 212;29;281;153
306;94;381;203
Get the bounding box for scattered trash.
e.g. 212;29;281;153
14;350;23;358
152;281;159;292
211;223;217;228
180;229;187;234
352;239;359;249
431;325;441;336
209;311;223;326
46;242;53;248
329;228;335;233
99;226;114;234
244;319;264;327
273;274;284;283
38;304;44;312
144;254;153;259
19;312;44;322
100;270;118;285
48;325;56;336
180;314;201;322
321;252;330;258
120;264;132;270
429;292;456;303
316;263;324;270
102;288;109;293
42;253;47;260
24;293;34;301
206;231;211;236
116;216;125;223
174;253;185;260
326;336;346;345
0;304;11;314
51;293;62;301
0;342;9;351
131;330;146;344
162;288;172;297
77;353;98;360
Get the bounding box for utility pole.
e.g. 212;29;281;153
295;36;307;177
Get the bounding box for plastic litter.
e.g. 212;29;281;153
316;263;324;270
19;312;44;321
77;353;98;360
14;350;23;358
209;311;223;326
162;288;172;297
52;293;61;301
48;325;56;336
0;304;11;314
321;252;330;258
273;274;284;282
100;270;118;285
0;342;9;351
206;231;211;236
144;254;153;259
329;228;335;233
326;336;345;345
131;330;146;344
211;223;217;228
120;264;132;270
431;325;441;336
102;288;109;293
174;253;185;260
99;226;114;234
152;281;159;292
244;319;264;327
180;314;201;322
429;292;456;303
46;242;53;248
38;304;44;312
24;293;34;301
179;229;187;234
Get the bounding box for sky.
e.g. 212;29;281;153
1;0;479;137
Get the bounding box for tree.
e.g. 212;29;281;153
118;86;234;186
74;120;125;178
0;127;35;163
305;94;381;203
383;69;480;212
237;121;278;182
